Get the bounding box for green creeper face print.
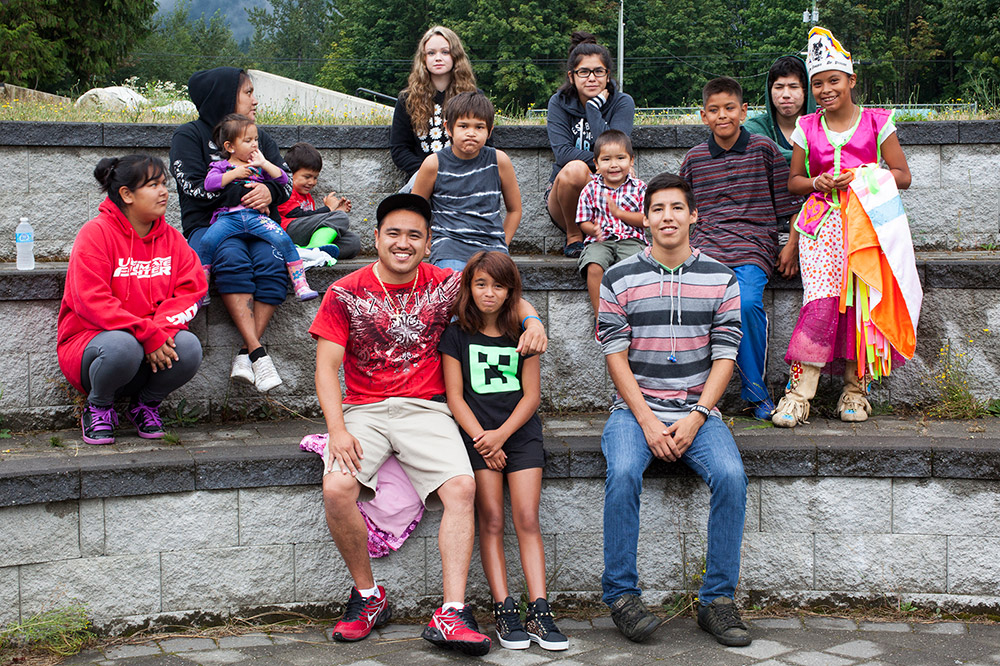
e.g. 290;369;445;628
468;344;520;394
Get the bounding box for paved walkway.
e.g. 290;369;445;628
60;615;1000;666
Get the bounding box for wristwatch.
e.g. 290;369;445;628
691;404;711;419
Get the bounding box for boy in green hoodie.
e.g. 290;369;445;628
744;55;816;165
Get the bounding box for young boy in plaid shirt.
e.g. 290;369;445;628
576;130;647;316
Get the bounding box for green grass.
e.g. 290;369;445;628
0;605;94;657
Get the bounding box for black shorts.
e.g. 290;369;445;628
466;436;545;474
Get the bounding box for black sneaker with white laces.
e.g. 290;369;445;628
697;597;751;646
525;598;568;650
493;596;529;649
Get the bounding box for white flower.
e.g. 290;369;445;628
421;141;430;152
429;126;442;139
433;115;441;126
434;104;442;114
430;140;444;152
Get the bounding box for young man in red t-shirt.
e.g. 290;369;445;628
310;193;546;656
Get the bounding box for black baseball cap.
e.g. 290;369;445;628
375;192;432;226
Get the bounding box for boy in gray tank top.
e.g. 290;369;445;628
412;91;522;271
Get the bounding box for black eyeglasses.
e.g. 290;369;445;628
573;67;609;79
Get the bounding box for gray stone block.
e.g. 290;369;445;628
760;478;891;533
893;479;1000;536
0;121;103;146
259;125;300;149
0;147;30;196
814;534;947;592
0;269;65;300
295;536;427;606
801;616;857;630
635;148;687;179
957;121;1000;144
635;523;685;591
552;530;603;592
299;125;391;150
19;553;161;619
740;532;813;590
897;121;959;145
79;448;196;498
0;566;19;626
238;485;328;546
160;545;294;611
338;150;406;193
506;148;542;193
79;498;105;557
537;479;603;535
946;536;1000;595
103;643;164;659
493;126;548;150
156;636;218;652
292;542;356;603
815;438;932;477
902;144;942;189
0;353;29;409
904;188;996;250
192;444;321;489
103;124;177;148
103;490;238;554
28;350;73;408
0;500;80;566
0;301;61;353
0;452;80;507
740;440;816;477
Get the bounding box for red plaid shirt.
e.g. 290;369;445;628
575;173;647;245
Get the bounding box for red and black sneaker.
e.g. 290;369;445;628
421;605;491;656
332;586;391;642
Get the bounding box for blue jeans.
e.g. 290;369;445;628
187;227;288;305
601;408;747;606
432;258;469;272
198;209;299;268
732;264;770;404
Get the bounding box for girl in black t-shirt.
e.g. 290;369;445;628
439;252;568;652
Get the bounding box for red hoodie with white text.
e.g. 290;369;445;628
57;198;208;393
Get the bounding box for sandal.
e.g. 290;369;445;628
563;241;585;258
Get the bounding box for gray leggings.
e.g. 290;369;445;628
81;330;202;405
284;210;361;259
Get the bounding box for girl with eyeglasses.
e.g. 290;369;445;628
545;31;636;258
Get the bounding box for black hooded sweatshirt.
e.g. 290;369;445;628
169;67;292;238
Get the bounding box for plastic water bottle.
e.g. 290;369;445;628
15;218;34;270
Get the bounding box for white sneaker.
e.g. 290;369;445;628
230;352;254;384
252;354;282;392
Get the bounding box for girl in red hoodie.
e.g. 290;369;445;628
57;155;208;445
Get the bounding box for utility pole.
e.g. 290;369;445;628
617;0;624;88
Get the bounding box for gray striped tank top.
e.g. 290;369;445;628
429;145;508;265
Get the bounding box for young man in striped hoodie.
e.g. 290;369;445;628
597;172;751;647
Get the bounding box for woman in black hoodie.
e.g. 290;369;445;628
170;67;292;392
545;32;635;258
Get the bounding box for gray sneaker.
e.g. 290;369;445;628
697;597;751;646
609;594;662;643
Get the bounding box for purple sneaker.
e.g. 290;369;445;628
81;403;117;445
127;400;165;439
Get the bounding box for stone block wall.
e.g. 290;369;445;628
2;121;1000;428
4;258;1000;430
1;122;998;261
4;475;1000;630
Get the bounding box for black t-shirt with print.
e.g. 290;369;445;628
438;323;543;447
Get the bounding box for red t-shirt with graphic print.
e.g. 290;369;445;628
309;262;461;404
